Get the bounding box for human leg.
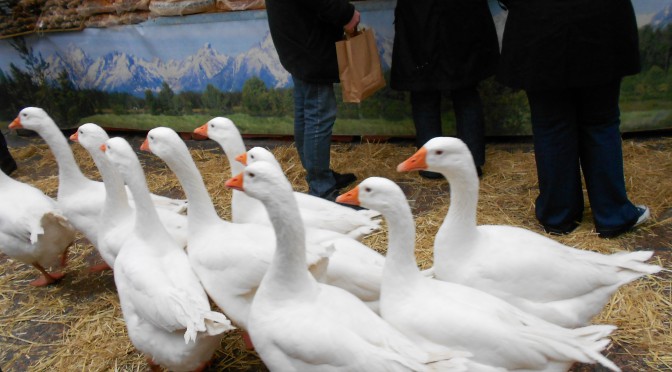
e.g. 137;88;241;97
0;130;17;175
526;89;584;234
411;90;443;179
292;77;338;198
576;80;647;237
452;84;486;176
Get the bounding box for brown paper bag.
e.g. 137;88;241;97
336;28;386;103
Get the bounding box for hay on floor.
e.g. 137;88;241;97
1;134;670;371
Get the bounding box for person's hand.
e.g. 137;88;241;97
344;10;360;35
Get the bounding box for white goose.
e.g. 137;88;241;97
102;137;233;371
0;168;76;286
142;127;384;329
9;107;187;252
193;116;381;240
397;137;662;328
224;161;473;372
70;123;188;271
337;177;621;372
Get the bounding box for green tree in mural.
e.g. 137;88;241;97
242;77;273;116
202;84;227;114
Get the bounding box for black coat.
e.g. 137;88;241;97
390;0;500;91
265;0;354;84
496;0;640;91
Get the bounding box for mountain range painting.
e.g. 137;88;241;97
0;2;396;97
0;0;671;135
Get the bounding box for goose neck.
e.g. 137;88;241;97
443;173;478;229
221;137;246;177
161;150;220;226
40;123;87;188
123;161;168;239
381;202;423;283
261;191;316;296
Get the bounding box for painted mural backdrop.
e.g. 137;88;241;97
0;0;671;136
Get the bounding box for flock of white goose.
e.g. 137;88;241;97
0;106;664;372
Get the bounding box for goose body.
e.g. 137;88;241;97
337;178;621;372
9;107;187;249
0;170;76;286
225;161;472;372
103;137;233;371
397;137;662;328
143;127;384;330
193;117;381;240
70;123;188;270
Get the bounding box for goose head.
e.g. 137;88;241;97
225;161;292;204
337;177;406;215
193;117;240;146
101;137;137;177
71;123;110;153
9;107;53;131
397;137;476;179
236;146;282;170
141;127;188;161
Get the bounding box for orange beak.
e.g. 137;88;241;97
235;152;248;165
9;117;22;129
335;186;360;206
397;147;428;172
140;138;150;152
69;131;79;142
193;124;209;138
100;144;107;152
225;172;244;191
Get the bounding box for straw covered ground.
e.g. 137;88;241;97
1;131;670;371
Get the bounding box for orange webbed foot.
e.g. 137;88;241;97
88;262;112;273
30;272;65;287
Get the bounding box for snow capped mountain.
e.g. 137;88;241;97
30;29;393;97
651;3;672;28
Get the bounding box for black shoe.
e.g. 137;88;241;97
542;221;579;236
332;170;356;190
419;170;443;179
1;157;17;175
597;205;650;239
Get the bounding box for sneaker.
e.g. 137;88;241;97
597;205;650;239
332;170;356;190
633;205;651;227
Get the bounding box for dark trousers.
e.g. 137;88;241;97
0;131;15;165
526;80;640;233
410;85;486;166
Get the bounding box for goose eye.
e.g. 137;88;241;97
435;150;443;155
250;155;255;159
364;187;372;193
210;124;214;128
247;172;255;178
149;135;154;141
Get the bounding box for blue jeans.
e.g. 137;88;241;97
410;85;486;166
292;77;337;197
526;80;641;233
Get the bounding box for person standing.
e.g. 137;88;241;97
265;0;359;201
496;0;649;238
390;0;500;179
1;131;17;175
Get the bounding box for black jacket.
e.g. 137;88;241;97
390;0;500;91
496;0;640;91
265;0;354;84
